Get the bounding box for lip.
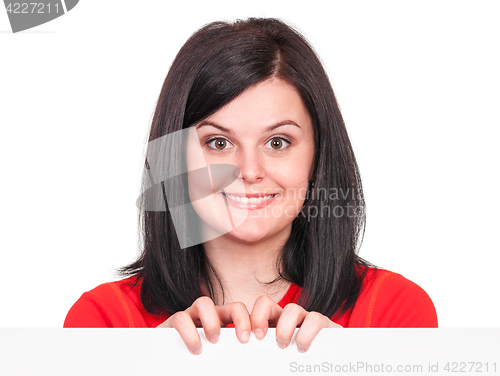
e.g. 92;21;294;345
220;192;279;210
222;193;277;198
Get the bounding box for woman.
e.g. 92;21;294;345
64;18;437;355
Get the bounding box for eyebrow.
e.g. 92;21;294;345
195;120;301;134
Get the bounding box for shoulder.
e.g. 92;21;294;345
348;267;438;327
63;276;167;327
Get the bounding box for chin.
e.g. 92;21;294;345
225;218;290;245
225;225;268;244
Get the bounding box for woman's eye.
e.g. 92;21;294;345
266;137;290;151
207;138;232;151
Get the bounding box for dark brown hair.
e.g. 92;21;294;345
121;18;370;319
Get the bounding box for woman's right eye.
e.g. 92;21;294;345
206;138;233;151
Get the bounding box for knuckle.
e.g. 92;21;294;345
307;311;325;325
202;318;221;331
250;316;265;328
171;311;190;326
193;296;215;308
230;301;248;312
251;314;266;326
284;303;303;316
255;295;274;305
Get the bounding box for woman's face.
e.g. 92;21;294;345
188;77;315;244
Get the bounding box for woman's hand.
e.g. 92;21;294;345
250;296;342;353
158;295;341;355
157;296;251;355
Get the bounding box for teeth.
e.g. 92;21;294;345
223;193;275;203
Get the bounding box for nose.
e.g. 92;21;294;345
235;148;265;184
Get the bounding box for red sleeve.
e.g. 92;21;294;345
64;283;137;327
360;271;438;327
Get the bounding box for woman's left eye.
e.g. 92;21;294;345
265;137;291;151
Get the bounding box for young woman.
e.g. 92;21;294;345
64;18;437;355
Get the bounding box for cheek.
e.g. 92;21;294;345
273;147;314;216
275;151;313;187
272;161;311;200
278;171;309;220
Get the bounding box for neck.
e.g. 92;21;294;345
201;227;292;311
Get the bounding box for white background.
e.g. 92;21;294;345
0;1;499;328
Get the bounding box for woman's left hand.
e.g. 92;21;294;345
250;296;342;353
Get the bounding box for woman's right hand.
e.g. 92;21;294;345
157;296;251;355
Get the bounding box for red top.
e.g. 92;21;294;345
63;268;438;328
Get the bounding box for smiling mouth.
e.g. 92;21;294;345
221;192;278;204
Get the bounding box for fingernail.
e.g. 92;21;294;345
241;331;250;343
297;346;308;353
254;328;265;340
277;340;288;349
192;346;202;355
209;334;219;343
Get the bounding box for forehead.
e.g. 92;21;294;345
201;78;312;133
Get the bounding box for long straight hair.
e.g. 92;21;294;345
121;18;370;319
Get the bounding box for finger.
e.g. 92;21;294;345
187;296;221;344
295;312;342;353
251;296;283;340
216;302;251;343
275;303;308;349
163;311;203;355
